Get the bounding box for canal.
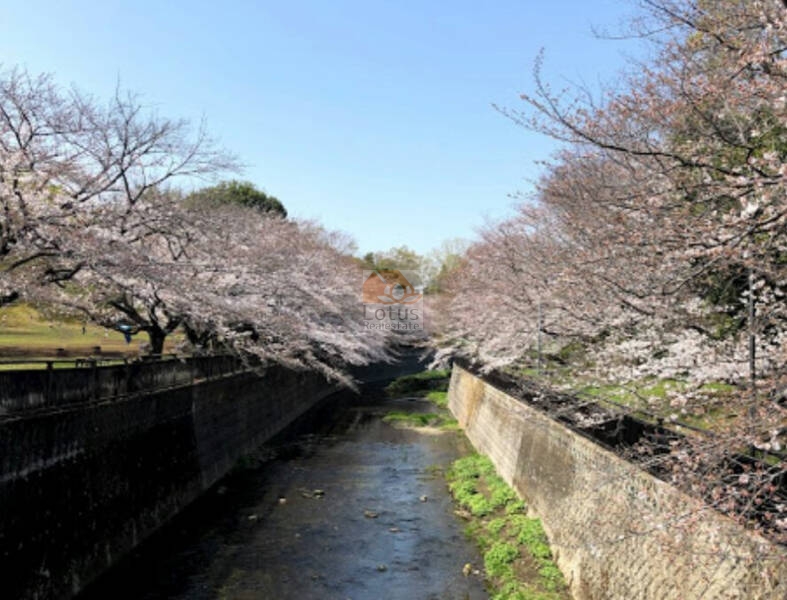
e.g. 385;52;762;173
77;384;488;600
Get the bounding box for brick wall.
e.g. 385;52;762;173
448;365;787;600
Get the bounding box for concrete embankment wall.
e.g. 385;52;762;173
447;365;787;600
2;354;416;600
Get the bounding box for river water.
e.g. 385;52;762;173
78;386;488;600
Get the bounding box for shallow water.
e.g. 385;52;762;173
78;389;488;600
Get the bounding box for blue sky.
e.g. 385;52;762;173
1;1;644;256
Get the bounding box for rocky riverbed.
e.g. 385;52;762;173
78;388;488;600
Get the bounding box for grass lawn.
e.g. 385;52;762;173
574;377;739;431
0;304;179;362
513;363;742;434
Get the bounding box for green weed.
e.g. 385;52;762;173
445;453;568;598
382;411;441;427
425;390;448;407
385;369;450;397
484;541;518;578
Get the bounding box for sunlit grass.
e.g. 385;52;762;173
382;410;459;432
385;369;450;397
425;390;448;407
0;303;181;364
383;411;442;426
515;362;740;432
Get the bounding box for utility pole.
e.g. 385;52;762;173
748;264;757;405
537;299;543;375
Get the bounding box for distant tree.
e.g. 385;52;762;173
359;246;424;272
423;238;470;293
185;180;286;217
358;243;470;293
358;252;377;271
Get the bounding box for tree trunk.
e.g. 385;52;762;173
0;291;19;307
147;328;166;357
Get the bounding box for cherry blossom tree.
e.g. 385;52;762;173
36;193;388;383
171;204;390;383
0;65;388;383
0;66;235;306
435;0;787;542
454;0;787;391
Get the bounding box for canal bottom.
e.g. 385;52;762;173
77;384;488;600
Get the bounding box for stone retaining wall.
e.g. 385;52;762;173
1;362;335;599
448;365;787;599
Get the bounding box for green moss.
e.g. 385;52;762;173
383;369;459;430
439;418;460;431
556;340;585;363
576;374;740;431
491;583;527;600
425;390;448;407
699;381;736;394
680;406;730;430
385;369;450;397
706;312;744;340
578;383;637;406
383;410;461;431
464;520;483;543
639;378;685;399
382;411;441;426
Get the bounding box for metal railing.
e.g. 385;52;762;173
0;354;248;415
